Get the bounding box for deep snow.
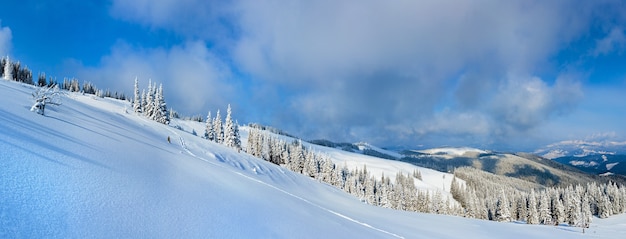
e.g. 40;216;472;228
1;80;625;238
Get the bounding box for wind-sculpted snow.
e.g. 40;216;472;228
1;80;624;238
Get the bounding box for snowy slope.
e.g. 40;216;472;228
1;80;624;238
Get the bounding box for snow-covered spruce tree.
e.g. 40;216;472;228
153;84;169;124
527;189;539;224
565;186;581;226
0;57;4;77
30;84;64;115
233;120;241;151
538;192;552;225
133;77;141;113
140;89;147;113
581;195;592;229
144;80;154;118
224;104;239;149
495;189;511;222
37;72;46;87
553;196;565;225
3;55;12;81
213;110;223;143
204;111;214;141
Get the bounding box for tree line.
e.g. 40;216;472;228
201;104;242;151
132;78;169;124
452;166;626;230
2;56;128;101
246;127;626;231
246;127;462;215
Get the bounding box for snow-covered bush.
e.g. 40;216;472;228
30;85;64;115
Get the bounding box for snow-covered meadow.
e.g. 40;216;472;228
1;80;624;238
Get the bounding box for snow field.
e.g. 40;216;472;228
1;80;625;238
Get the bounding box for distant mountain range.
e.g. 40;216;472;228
534;140;626;176
309;139;626;186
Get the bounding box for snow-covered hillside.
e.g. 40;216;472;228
1;80;624;238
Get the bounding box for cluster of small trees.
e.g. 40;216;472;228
132;78;169;124
452;166;626;229
246;127;461;215
202;104;242;151
1;56;33;84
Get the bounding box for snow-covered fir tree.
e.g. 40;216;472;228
223;104;240;150
538;192;552;225
133;77;141;113
213;110;223;143
153;84;169;124
204;111;214;141
527;189;539;224
581;195;592;229
144;80;154;118
140;89;147;113
3;55;12;81
232;120;241;151
495;189;511;222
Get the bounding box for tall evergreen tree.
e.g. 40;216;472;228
224;104;236;148
495;189;511;222
538;192;552;225
144;80;154;117
581;195;592;229
214;110;223;143
133;77;141;113
527;189;539;224
153;84;169;124
233;120;241;151
3;55;12;81
553;196;565;225
204;111;214;141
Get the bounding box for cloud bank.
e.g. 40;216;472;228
0;21;12;56
102;0;626;148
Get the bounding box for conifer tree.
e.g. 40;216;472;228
495;189;511;222
566;187;580;226
37;72;47;87
144;80;154;117
553;196;565;225
140;89;147;113
581;195;592;229
153;84;169;124
204;111;214;141
3;55;12;81
233;120;241;151
214;110;223;143
538;192;552;225
527;189;539;224
133;77;141;113
224;104;238;149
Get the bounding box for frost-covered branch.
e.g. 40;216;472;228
30;85;65;115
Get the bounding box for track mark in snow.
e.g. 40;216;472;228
232;171;405;239
169;131;404;238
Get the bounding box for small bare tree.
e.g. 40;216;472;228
30;85;64;115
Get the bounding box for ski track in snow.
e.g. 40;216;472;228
165;127;405;239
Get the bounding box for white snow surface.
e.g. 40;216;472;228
606;162;619;171
1;80;625;238
417;147;487;157
354;142;403;159
542;149;568;159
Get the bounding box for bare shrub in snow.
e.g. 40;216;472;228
30;85;65;115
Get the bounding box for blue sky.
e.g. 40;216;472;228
1;0;626;151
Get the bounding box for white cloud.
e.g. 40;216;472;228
70;41;235;115
106;1;625;147
592;27;626;56
491;74;583;133
0;21;12;56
